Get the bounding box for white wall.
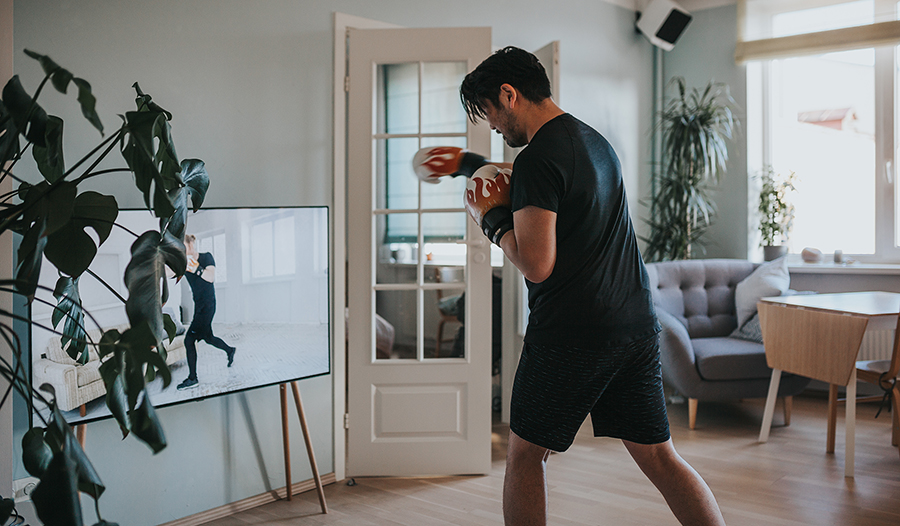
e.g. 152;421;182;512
11;0;654;523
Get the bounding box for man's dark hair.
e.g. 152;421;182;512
460;46;552;123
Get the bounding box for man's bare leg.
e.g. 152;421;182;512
623;438;726;526
504;430;552;526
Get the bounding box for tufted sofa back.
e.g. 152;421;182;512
646;259;757;339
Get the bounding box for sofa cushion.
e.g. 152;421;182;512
647;259;756;339
730;313;764;344
75;361;102;387
734;256;790;328
691;337;772;381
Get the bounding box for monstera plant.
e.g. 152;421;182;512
0;50;209;525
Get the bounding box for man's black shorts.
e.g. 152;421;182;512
509;332;670;452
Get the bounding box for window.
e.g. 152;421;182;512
376;61;506;266
745;0;900;261
197;232;228;283
241;214;295;281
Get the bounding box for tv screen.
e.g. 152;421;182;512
30;206;330;425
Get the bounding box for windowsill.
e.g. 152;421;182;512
788;261;900;275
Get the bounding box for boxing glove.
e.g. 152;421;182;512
412;146;488;184
465;165;513;245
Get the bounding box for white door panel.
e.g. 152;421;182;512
347;26;492;476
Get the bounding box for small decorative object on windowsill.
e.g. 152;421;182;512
801;247;823;263
757;167;797;261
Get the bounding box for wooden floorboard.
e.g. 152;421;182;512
204;394;900;525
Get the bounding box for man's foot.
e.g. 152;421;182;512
227;346;236;367
177;377;198;390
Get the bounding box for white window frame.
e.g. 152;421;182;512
750;0;900;262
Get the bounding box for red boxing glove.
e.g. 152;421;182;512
464;165;513;245
412;146;488;184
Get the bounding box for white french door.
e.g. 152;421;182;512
346;26;493;476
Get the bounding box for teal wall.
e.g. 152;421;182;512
662;3;749;259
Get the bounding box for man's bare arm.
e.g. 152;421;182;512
498;205;556;283
201;266;216;283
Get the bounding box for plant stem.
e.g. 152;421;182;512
112;220;141;239
79;168;132;181
65;127;124;183
85;268;127;304
0;141;34;187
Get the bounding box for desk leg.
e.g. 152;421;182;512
845;368;856;478
759;368;782;443
827;384;838;454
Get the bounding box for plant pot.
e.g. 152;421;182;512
763;245;788;261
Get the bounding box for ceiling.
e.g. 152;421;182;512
612;0;736;11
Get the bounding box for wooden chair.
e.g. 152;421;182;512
827;311;900;459
434;268;462;357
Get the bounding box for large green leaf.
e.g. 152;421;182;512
0;99;21;165
124;230;186;344
99;351;130;437
98;323;169;444
44;407;105;500
32;115;65;183
23;50;103;135
19;180;76;238
24;49;72;94
44;191;118;278
131;394;167;454
164;158;210;240
121;111;180;218
22;427;53;479
2;75;48;146
0;498;13;524
53;276;88;363
132;82;172;119
31;451;82;526
73;77;104;135
14;218;47;299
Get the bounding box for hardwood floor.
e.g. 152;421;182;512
204;394;900;525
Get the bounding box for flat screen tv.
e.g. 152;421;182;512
30;206;330;425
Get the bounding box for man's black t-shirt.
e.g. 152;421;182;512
510;114;659;348
185;252;216;310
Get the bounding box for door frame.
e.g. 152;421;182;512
344;25;493;477
332;13;401;482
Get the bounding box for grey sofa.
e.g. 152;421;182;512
645;259;811;429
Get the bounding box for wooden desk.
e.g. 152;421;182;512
756;292;900;477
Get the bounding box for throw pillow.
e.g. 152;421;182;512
734;256;790;328
730;312;764;344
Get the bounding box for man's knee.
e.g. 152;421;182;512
623;439;682;476
507;430;551;466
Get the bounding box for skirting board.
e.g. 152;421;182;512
160;473;337;526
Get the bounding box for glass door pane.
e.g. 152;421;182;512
374;60;469;361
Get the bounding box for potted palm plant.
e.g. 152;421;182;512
758;167;797;261
643;77;737;261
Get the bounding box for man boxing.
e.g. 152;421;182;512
177;234;236;390
460;47;726;526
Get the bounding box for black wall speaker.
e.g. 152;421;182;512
636;0;693;51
